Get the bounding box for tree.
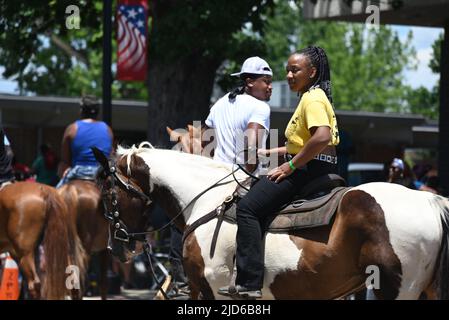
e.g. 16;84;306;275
0;0;276;145
262;0;417;113
405;86;439;119
429;33;443;74
402;33;443;120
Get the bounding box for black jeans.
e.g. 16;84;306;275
169;225;187;284
235;160;337;290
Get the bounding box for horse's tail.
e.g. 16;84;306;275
434;196;449;299
41;187;87;299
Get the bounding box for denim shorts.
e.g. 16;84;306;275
56;165;99;188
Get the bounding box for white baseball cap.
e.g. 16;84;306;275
231;56;273;77
391;158;404;170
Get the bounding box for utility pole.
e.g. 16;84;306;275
102;0;112;126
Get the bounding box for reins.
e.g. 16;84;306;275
100;149;261;299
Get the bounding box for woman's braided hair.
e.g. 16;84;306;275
297;46;333;104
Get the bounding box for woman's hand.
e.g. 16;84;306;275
267;162;294;183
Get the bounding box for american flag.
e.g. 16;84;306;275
117;0;148;81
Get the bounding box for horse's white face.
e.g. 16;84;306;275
117;144;248;224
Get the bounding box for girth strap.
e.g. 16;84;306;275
209;195;235;259
182;210;218;244
182;194;237;257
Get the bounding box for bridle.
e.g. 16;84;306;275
98;152;259;299
99;147;264;245
99;158;255;245
99;162;153;244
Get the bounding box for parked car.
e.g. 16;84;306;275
347;162;386;186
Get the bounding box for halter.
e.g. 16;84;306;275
99;159;247;245
98;153;258;300
100;163;153;243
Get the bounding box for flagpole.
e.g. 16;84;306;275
102;0;112;126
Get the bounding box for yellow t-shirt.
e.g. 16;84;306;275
285;88;339;154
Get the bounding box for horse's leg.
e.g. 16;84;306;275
9;218;45;299
421;283;438;300
17;252;41;299
183;234;214;300
98;249;110;300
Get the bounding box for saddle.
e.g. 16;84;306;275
223;174;350;231
183;174;352;258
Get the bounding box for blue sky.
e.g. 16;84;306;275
0;25;444;95
392;25;443;90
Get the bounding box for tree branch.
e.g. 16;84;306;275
47;32;89;66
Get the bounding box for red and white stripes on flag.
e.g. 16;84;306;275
117;0;148;81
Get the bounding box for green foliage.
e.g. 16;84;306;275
429;33;443;74
0;0;275;100
405;85;439;120
262;0;418;114
0;0;441;121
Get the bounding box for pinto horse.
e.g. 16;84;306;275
57;180;110;299
94;143;449;300
0;182;86;299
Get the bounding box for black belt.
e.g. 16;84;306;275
285;153;337;165
314;153;338;165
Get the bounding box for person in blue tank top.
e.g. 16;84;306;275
56;95;113;187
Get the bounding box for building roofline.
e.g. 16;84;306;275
272;107;426;121
0;94;147;109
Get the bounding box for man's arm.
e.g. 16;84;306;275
244;122;265;173
58;123;76;177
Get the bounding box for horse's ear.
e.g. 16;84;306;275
167;126;182;142
91;147;110;171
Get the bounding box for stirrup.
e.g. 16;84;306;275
217;285;262;299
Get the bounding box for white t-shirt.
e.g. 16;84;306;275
205;93;270;167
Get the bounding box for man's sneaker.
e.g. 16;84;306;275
217;285;262;299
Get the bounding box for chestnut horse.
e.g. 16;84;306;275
57;180;110;299
0;182;86;299
166;125;211;157
94;143;449;300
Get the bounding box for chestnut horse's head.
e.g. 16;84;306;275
92;146;154;263
166;124;207;156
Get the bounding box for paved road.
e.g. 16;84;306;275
84;288;157;300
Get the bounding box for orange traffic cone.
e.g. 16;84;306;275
0;253;20;300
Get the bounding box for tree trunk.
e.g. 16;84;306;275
146;55;221;147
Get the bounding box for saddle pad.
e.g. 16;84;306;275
223;187;352;232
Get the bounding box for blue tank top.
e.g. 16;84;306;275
71;120;112;166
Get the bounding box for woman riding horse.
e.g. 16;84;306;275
95;143;449;300
218;46;340;299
